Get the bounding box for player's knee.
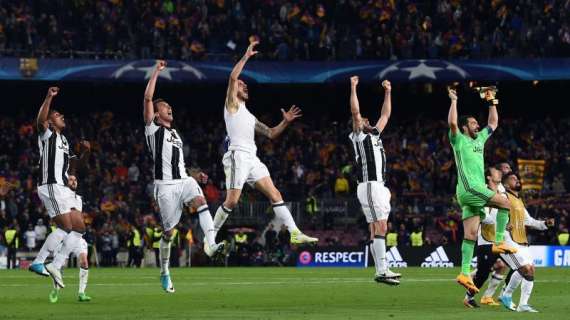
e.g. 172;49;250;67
520;265;534;280
464;229;477;240
375;221;387;236
192;196;207;208
162;230;173;240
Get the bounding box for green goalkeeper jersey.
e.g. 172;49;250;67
448;127;493;194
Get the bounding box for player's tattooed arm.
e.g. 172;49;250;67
375;80;392;133
255;119;273;138
255;106;302;140
189;167;208;184
227;41;258;111
37;87;59;132
350;76;362;133
447;87;459;135
143;60;166;125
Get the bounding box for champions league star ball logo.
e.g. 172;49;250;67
298;251;313;265
376;60;468;80
112;61;206;81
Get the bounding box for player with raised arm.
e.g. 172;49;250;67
349;76;400;285
143;60;224;293
498;172;554;313
447;86;516;294
211;41;318;245
29;87;88;291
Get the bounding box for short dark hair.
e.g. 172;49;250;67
502;171;517;184
152;98;166;112
458;115;474;130
48;109;60;117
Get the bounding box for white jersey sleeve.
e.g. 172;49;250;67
39;128;53;141
524;209;547;230
145;121;160;136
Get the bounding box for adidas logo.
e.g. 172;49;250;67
421;246;454;268
386;246;408;268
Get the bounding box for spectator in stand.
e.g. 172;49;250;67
0;1;569;60
24;223;37;251
334;172;350;198
34;218;47;248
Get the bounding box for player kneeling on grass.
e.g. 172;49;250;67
49;175;91;303
349;76;400;285
498;172;554;313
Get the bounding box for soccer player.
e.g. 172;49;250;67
49;175;91;303
211;41;318;245
29;87;87;290
499;172;554;312
349;76;400;285
143;60;224;293
463;167;508;308
447;86;516;294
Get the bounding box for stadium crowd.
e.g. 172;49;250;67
1;109;569;267
0;0;569;60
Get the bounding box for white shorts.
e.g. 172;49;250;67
223;150;270;190
154;178;204;231
38;184;76;218
357;181;391;223
500;238;532;269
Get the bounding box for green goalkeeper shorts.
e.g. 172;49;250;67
457;185;496;220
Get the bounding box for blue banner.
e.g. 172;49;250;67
2;58;570;83
297;247;368;268
530;246;570;267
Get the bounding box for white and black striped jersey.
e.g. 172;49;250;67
349;129;387;184
145;121;188;183
38;128;72;186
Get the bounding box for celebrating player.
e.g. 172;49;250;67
447;86;516;294
212;41;318;245
143;60;224;293
29;87;88;290
499;172;554;312
349;76;400;285
49;175;91;303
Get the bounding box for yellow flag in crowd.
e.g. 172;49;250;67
517;159;546;190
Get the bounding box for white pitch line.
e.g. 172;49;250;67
1;278;569;288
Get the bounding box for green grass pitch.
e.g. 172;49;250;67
1;267;569;319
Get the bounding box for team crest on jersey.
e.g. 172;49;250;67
167;131;183;148
58;137;70;153
472;144;483;153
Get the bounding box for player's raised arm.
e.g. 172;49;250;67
143;60;166;125
447;87;459;135
254;105;302;140
375;80;392;133
36;87;59;132
226;41;258;111
350;76;362;132
485;88;499;131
